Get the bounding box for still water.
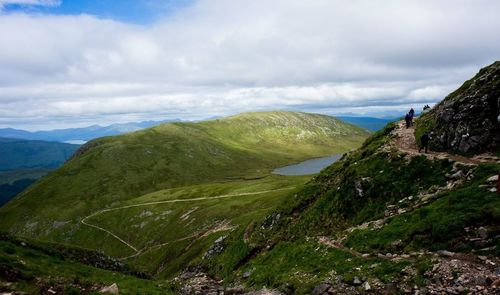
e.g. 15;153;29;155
272;154;342;176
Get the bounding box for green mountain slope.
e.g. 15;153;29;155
0;234;174;294
200;65;500;294
0;111;368;279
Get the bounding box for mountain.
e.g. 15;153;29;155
337;116;392;131
3;60;498;294
0;137;80;171
0;120;175;143
416;61;500;154
0;111;369;282
0;138;80;207
194;63;500;293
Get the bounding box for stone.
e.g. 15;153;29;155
478;227;488;239
352;276;362;286
487;175;499;183
422;62;500;154
492;278;500;287
242;272;251;279
100;283;119;294
437;250;455;257
312;283;331;295
363;281;371;291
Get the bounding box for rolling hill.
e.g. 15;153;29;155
0;111;369;281
199;62;500;294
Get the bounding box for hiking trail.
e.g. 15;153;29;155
81;187;295;259
393;120;499;165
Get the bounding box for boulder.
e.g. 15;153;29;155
418;61;500;154
100;283;119;294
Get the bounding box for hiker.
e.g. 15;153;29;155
408;108;415;126
419;132;430;153
405;113;411;129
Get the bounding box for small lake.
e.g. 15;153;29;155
272;154;343;176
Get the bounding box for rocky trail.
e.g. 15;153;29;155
393;121;500;165
313;120;500;294
81;187;295;260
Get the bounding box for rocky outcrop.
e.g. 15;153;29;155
418;61;500;154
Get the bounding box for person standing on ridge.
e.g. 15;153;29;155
408;108;415;126
405;113;411;129
419;132;430;153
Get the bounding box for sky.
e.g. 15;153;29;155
0;0;499;130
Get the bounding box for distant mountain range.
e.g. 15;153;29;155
0;120;176;143
337;116;393;131
0;137;80;207
0;116;391;145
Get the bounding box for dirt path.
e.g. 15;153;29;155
392;121;490;165
81;187;295;259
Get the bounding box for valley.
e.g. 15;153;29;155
0;111;370;293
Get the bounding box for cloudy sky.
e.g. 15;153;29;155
0;0;499;130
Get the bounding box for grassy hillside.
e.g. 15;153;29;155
0;111;368;279
0;234;174;294
204;123;500;293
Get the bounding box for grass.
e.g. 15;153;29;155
344;163;500;253
0;235;175;294
0;111;367;235
235;239;412;294
0;111;368;279
203;120;498;292
81;176;309;277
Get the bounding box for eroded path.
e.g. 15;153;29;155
393;120;499;165
81;187;295;259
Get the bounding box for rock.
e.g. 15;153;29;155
363;281;371;291
478;255;487;261
492;278;500;287
100;283;119;294
487;175;499;183
449;170;464;180
354;180;364;198
420;61;500;154
242;271;251;279
312;283;331;295
352;276;362;286
478;227;488;239
437;250;455;257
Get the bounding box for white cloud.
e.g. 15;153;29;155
0;0;60;9
0;0;499;129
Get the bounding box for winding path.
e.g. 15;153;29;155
81;186;296;259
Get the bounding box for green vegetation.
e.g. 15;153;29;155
0;234;174;294
0;111;369;280
344;163;500;253
237;240;411;294
203;119;499;292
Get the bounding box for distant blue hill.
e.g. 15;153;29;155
337;116;393;131
0;120;177;143
0;137;81;207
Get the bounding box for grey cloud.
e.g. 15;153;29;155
0;0;499;129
